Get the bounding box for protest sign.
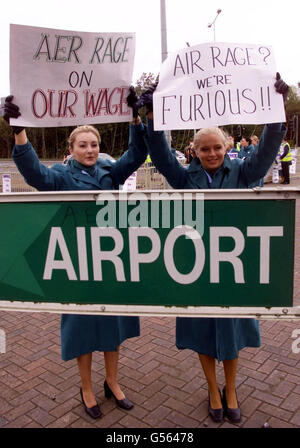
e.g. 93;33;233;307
153;42;286;130
2;175;11;193
122;171;137;191
290;149;297;174
9;24;135;127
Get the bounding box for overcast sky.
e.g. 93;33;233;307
0;0;299;98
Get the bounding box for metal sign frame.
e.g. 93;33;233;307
0;188;299;319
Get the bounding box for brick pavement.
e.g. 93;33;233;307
0;178;299;429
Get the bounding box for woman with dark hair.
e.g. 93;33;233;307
239;137;255;159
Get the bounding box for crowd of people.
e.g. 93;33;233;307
1;72;290;424
224;130;292;185
185;131;261;163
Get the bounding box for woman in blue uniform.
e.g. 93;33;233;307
131;74;288;423
3;96;148;419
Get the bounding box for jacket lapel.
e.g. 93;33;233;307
68;162;104;189
187;159;210;188
71;171;103;188
187;155;232;189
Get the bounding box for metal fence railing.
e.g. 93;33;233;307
0;164;172;193
136;165;171;190
1;152;299;193
0;172;36;192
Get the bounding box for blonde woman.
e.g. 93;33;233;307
3;96;147;419
131;73;288;423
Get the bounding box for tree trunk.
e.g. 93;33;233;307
41;128;47;159
111;124;117;155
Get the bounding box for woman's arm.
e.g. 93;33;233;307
241;73;289;185
279;143;289;160
110;117;149;187
241;123;286;184
3;96;65;190
124;86;188;189
14;129;28;145
13;139;66;191
145;116;188;189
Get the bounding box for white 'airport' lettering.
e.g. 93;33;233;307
42;226;284;285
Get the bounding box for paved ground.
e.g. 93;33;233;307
0;177;300;429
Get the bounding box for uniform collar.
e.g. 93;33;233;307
70;159;96;176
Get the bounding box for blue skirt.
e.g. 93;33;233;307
176;317;260;362
61;314;140;361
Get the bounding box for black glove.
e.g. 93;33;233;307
136;81;158;113
275;73;289;105
126;86;139;118
0;95;24;135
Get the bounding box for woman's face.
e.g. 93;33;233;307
240;137;249;148
69;132;99;166
226;136;235;150
195;133;227;174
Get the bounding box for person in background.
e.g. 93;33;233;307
239;137;264;185
226;135;239;153
226;134;239;160
251;135;259;147
279;136;292;184
226;135;235;151
239;137;255;160
250;135;264;186
184;141;196;164
129;73;289;423
2;91;148;420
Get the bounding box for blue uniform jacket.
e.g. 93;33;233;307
143;119;286;361
12;123;148;360
12;123;148;191
239;143;255;160
144;120;285;189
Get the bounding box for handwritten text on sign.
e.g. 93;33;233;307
10;24;135;127
153;42;286;130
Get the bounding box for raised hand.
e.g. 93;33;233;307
274;73;289;105
136;81;159;113
0;95;24;135
126;86;139;118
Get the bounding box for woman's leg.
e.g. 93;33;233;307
281;162;290;184
104;347;125;400
199;354;222;409
223;357;239;408
77;353;97;407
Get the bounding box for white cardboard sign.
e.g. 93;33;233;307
153;42;286;130
122;171;137;191
10;24;135;127
2;174;11;193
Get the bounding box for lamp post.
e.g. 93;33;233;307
208;9;222;42
186;41;197;139
160;0;168;63
160;0;172;147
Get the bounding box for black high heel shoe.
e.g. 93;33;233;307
80;388;102;419
104;380;134;410
208;389;224;423
222;387;241;423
